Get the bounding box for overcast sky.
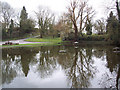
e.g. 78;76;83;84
0;0;117;20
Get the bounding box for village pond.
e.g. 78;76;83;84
1;45;120;88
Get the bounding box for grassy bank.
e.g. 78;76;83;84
25;37;62;43
1;42;61;48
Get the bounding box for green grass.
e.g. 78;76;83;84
1;42;62;48
25;37;62;43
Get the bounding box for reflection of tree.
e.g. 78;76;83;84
57;46;96;88
20;47;37;77
116;65;120;90
2;48;18;84
34;46;58;78
69;48;95;88
2;46;59;85
93;47;105;59
0;49;2;87
86;48;92;60
2;47;39;85
106;48;120;72
2;45;120;89
106;48;120;89
99;47;120;89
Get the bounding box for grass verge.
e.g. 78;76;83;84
1;42;62;48
25;37;62;43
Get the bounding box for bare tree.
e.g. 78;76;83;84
0;1;2;17
55;13;73;38
94;18;106;35
0;1;2;40
67;0;83;41
116;0;120;22
35;7;55;38
104;0;120;20
85;6;95;35
1;2;14;29
67;0;95;41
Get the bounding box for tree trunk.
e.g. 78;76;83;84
40;33;42;38
116;1;120;22
53;35;54;38
40;35;42;38
80;12;83;36
74;23;78;41
39;29;42;38
116;65;120;90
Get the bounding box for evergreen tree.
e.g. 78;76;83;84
19;6;35;36
86;22;92;35
9;19;14;38
106;11;119;45
20;6;28;35
20;6;28;21
25;18;35;33
85;16;92;35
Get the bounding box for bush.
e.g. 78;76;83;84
64;34;107;41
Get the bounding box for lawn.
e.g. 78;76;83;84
1;42;62;48
25;37;62;43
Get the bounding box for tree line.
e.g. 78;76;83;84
0;0;120;45
62;0;120;45
0;2;59;39
1;2;35;39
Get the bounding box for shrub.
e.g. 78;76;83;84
64;34;107;41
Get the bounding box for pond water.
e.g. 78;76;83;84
1;45;120;88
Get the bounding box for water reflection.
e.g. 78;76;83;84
34;46;58;78
58;47;96;88
2;45;120;88
98;47;120;89
0;48;2;89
